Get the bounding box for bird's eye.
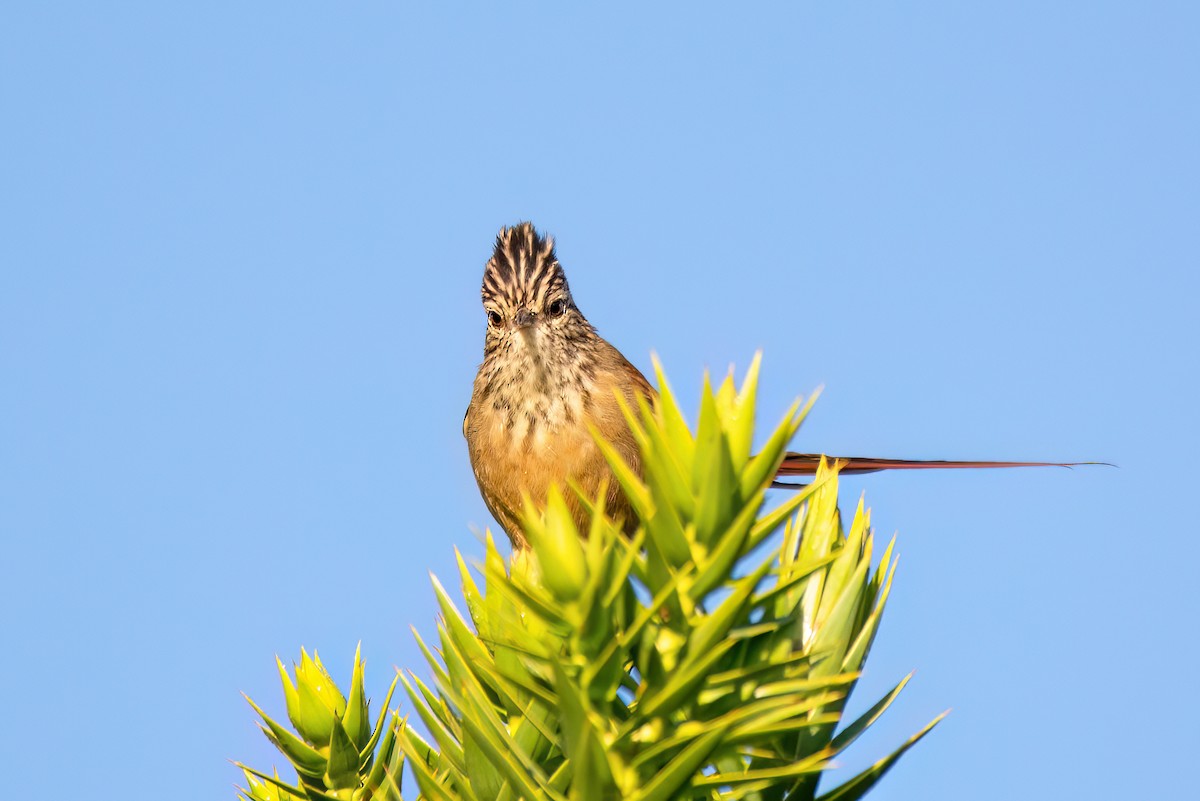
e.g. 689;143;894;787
548;299;566;317
487;310;502;326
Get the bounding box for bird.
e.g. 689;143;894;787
464;222;1084;548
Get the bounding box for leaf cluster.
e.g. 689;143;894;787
238;355;942;801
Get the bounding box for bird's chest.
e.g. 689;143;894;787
474;382;595;475
467;357;608;509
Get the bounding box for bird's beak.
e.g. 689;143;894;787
514;308;535;329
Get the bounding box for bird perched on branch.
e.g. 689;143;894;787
463;222;1080;548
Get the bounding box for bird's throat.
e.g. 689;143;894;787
481;333;598;446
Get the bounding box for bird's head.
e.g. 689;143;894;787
480;222;589;353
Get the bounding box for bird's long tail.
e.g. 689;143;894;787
774;453;1107;482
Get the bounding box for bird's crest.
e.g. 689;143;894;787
482;222;571;310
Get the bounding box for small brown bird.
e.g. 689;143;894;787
464;223;1078;548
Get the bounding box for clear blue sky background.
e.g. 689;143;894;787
2;4;1196;799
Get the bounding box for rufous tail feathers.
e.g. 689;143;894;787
774;453;1110;483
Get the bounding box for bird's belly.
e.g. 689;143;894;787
478;417;596;495
469;411;624;541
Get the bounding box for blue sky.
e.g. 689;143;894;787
1;3;1196;799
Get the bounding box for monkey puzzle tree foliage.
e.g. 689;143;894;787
236;356;943;801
